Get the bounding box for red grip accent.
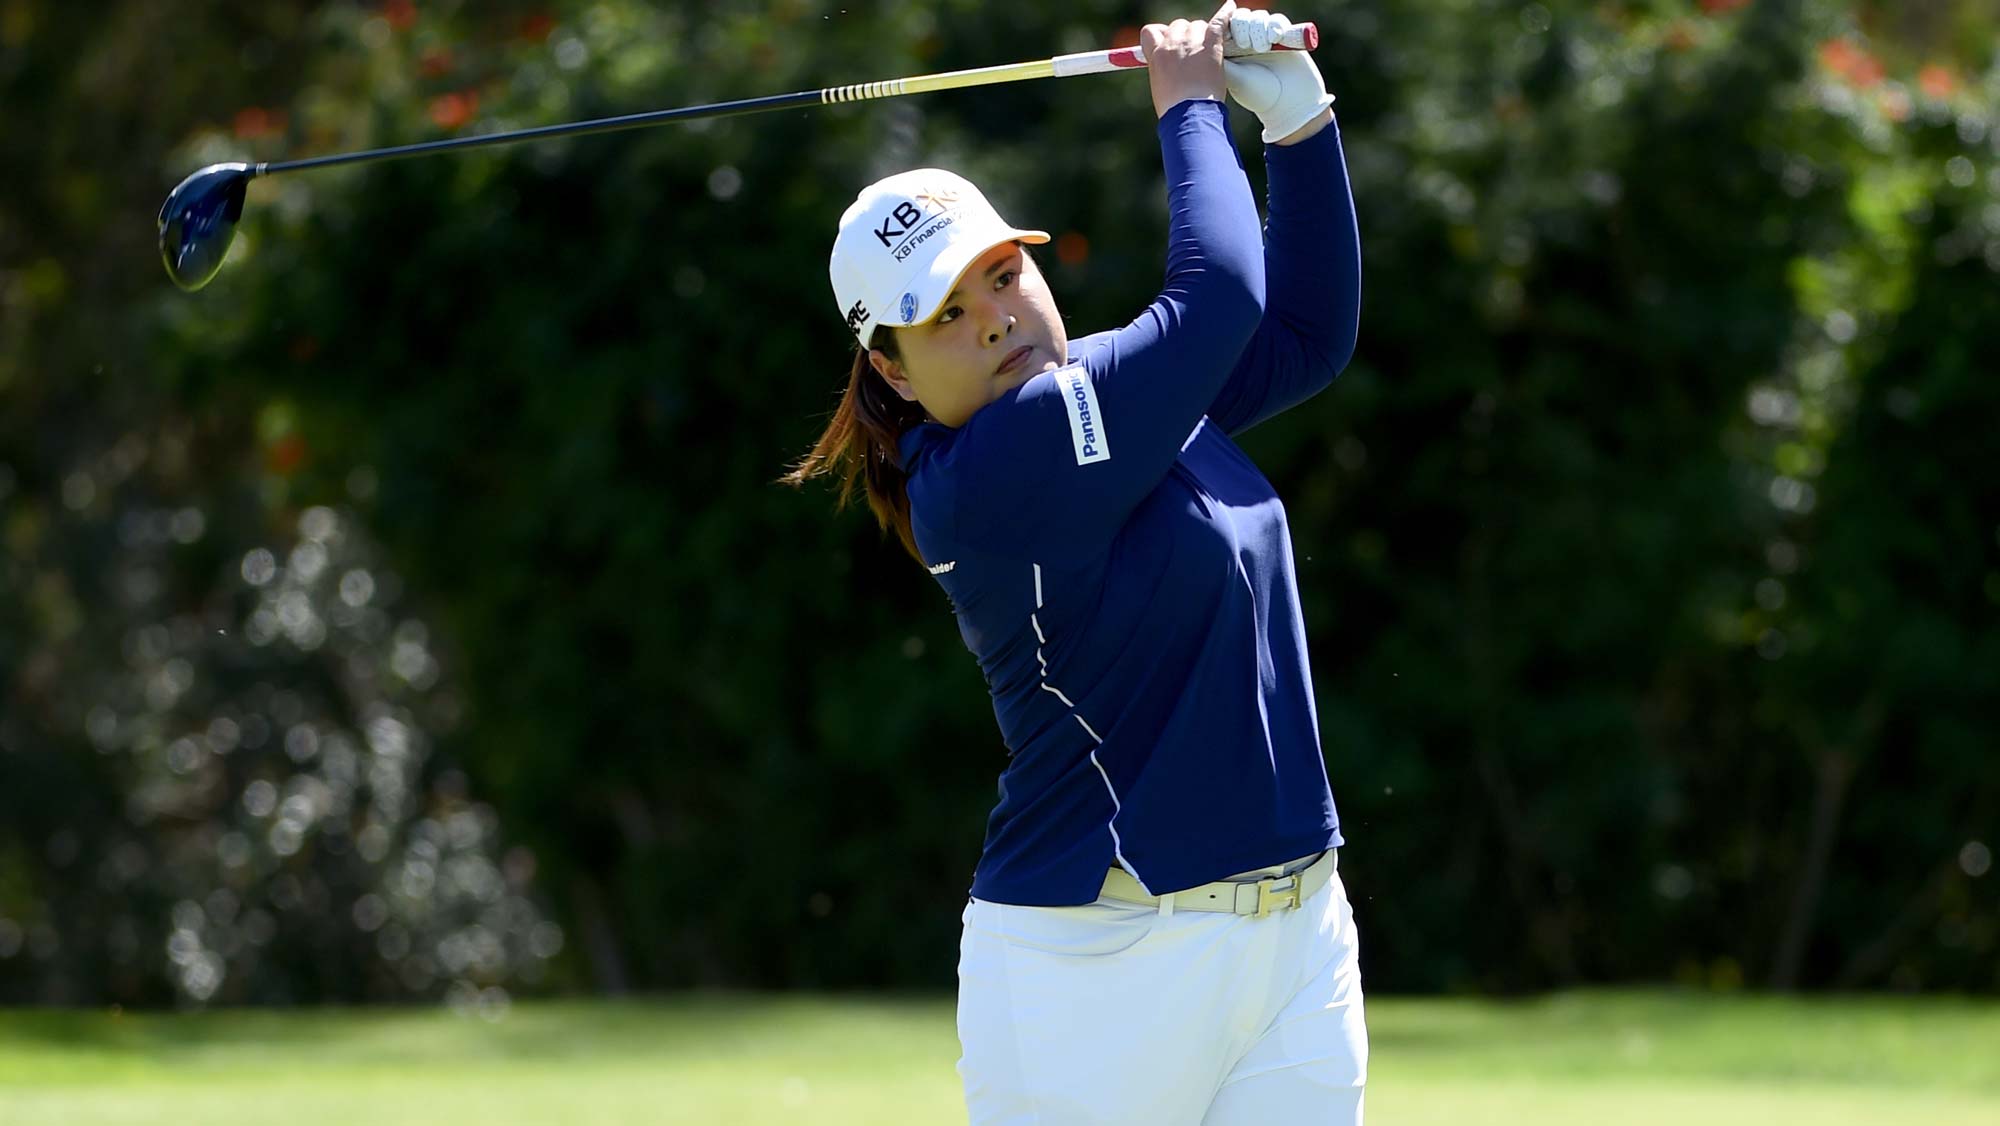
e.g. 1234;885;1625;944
1107;46;1145;69
1272;22;1318;51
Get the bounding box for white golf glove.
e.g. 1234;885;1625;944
1221;9;1337;144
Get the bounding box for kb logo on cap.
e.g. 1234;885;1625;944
874;186;962;255
899;293;918;323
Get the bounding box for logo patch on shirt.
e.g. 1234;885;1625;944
926;560;956;575
1059;366;1110;466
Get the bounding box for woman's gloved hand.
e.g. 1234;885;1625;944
1221;9;1336;144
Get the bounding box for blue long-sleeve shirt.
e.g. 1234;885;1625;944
896;98;1362;905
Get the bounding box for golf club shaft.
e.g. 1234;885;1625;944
256;24;1318;178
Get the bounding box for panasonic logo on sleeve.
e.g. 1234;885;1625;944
1059;366;1110;466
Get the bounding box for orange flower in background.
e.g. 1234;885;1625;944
1698;0;1750;13
267;433;307;476
428;90;478;130
1817;38;1884;89
232;106;287;140
1918;64;1958;99
382;0;416;31
1877;86;1912;122
419;46;455;78
1056;231;1091;267
1112;25;1141;49
518;12;555;43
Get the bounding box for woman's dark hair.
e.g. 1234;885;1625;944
778;327;930;563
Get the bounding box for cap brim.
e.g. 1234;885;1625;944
896;225;1051;328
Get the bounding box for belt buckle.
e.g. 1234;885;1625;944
1253;874;1302;918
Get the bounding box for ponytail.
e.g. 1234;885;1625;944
779;330;930;563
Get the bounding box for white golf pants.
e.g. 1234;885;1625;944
956;856;1367;1125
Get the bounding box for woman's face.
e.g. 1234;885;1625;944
869;240;1068;429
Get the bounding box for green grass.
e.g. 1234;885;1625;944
1;991;1995;1124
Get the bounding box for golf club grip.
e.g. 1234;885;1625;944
1093;20;1319;72
824;22;1319;103
1151;19;1318;61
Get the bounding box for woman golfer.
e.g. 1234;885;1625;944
788;3;1364;1121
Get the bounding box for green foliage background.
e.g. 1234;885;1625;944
1;0;1995;1003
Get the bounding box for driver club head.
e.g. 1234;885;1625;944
158;163;254;292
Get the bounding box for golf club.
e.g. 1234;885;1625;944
158;22;1318;292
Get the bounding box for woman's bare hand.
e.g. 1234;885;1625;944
1143;0;1236;119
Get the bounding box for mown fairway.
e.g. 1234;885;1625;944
1;991;1995;1124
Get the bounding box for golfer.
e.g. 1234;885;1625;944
788;3;1363;1121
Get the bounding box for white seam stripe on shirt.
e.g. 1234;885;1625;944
1090;750;1146;892
1181;416;1208;452
1028;562;1140;890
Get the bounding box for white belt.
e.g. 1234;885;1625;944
1098;849;1336;917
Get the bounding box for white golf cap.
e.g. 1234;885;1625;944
829;167;1049;348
